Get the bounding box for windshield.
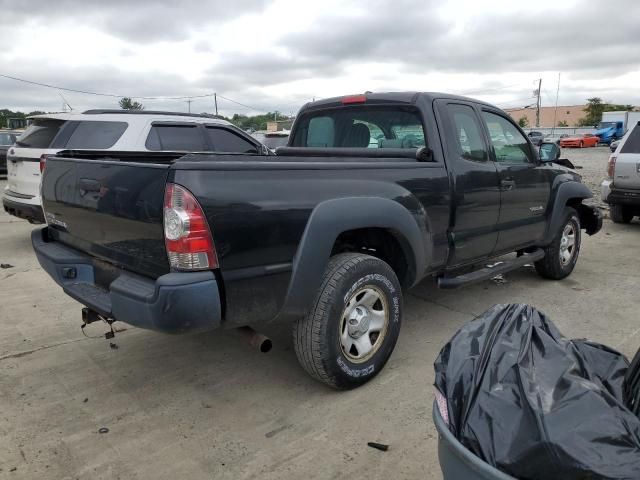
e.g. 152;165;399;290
291;106;426;148
0;132;16;146
597;122;617;129
15;119;66;148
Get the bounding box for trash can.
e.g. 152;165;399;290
432;400;516;480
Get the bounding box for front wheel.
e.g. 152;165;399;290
293;253;402;389
535;207;581;280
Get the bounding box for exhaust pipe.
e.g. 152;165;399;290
236;326;272;353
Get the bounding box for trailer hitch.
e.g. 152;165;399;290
81;307;117;340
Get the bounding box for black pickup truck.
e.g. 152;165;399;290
32;92;602;389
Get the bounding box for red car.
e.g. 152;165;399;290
559;133;599;148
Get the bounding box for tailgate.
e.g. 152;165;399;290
41;155;172;279
613;153;640;190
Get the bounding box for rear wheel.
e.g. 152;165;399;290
535;207;581;280
610;204;634;224
293;253;402;389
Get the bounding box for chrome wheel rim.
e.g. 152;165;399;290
560;223;576;266
339;286;389;363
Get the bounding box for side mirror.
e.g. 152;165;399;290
416;146;434;162
539;142;560;162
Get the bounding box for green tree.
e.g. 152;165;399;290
582;97;605;126
119;97;144;110
517;116;529;128
557;120;568;127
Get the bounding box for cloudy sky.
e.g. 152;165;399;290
0;0;638;116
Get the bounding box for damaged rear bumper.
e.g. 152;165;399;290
31;228;222;334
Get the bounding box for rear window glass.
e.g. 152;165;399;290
204;127;257;153
63;121;128;149
291;107;426;149
0;133;16;145
146;124;205;151
620;124;640;154
15;119;65;148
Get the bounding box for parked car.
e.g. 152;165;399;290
0;130;18;174
609;138;621;152
542;133;569;145
251;130;290;151
3;110;264;223
559;133;599;148
32;92;602;389
527;130;545;146
601;121;640;223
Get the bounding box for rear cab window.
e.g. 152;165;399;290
15;119;66;148
620;123;640;154
291;106;426;150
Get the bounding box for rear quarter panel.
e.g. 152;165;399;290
170;159;450;326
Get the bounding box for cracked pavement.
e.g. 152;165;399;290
1;148;639;480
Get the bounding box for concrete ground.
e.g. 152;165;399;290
1;146;639;479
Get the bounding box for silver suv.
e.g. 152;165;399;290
601;121;640;223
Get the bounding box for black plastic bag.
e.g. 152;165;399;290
434;304;640;480
626;347;640;416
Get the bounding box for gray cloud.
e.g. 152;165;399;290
0;0;269;42
0;0;638;115
280;0;640;74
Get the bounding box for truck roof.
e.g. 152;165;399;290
302;91;497;111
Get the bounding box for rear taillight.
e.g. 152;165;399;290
39;154;47;173
163;183;218;270
607;155;617;178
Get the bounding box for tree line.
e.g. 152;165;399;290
517;97;636;128
2;97;293;132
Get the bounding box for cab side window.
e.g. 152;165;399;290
446;104;488;162
481;112;532;164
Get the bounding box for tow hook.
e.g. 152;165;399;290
81;307;117;340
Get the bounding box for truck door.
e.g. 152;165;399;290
479;109;550;252
436;101;501;265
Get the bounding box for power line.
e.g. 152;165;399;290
0;73;219;100
458;83;522;96
215;94;263;112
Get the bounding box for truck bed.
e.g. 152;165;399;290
40;149;450;325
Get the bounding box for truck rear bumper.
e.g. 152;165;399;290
3;196;45;223
606;186;640;207
31;228;222;334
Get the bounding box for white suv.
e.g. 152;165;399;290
601;121;640;223
3;110;263;223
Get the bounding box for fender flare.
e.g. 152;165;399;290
277;197;430;321
543;181;593;244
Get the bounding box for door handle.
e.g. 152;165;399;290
500;179;515;191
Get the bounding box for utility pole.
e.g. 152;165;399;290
552;73;561;135
186;98;192;113
535;78;542;127
214;93;218;116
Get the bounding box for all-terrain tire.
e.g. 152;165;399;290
535;207;581;280
293;253;402;390
610;204;634;224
